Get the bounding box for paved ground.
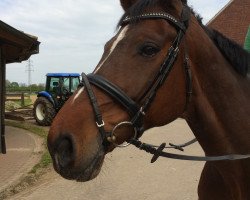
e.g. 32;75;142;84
9;119;205;200
0;126;43;193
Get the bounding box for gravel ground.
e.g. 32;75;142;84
9;119;204;200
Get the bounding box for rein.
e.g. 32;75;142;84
79;5;250;163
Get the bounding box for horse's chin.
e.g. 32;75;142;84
54;151;105;182
77;153;105;182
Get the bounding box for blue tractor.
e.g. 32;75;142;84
33;73;80;126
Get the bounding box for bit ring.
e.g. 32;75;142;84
110;121;138;148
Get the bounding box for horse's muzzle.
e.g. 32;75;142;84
48;132;105;182
48;134;76;176
54;137;74;169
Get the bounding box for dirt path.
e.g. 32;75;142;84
29;95;37;104
10;119;204;200
0;126;44;197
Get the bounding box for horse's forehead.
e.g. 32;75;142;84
94;26;130;73
70;26;130;104
110;26;129;51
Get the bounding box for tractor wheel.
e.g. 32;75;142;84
33;97;56;126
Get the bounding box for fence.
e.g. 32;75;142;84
5;93;30;107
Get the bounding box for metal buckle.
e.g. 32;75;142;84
96;120;105;128
174;47;179;54
140;107;146;116
110;121;138;148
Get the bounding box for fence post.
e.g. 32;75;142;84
0;47;6;154
21;93;25;107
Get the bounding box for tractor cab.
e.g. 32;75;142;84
46;73;80;101
34;73;80;126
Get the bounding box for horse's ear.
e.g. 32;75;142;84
120;0;138;11
181;0;187;4
159;0;184;11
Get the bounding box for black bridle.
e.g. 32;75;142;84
80;6;250;163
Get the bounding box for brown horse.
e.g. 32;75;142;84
48;0;250;199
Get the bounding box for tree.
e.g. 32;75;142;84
30;84;38;88
38;83;45;87
5;80;11;87
19;83;27;87
10;82;19;88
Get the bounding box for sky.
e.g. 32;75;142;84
0;0;230;84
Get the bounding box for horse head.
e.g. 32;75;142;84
48;0;196;181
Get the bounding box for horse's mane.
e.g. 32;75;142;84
118;0;250;77
188;7;250;77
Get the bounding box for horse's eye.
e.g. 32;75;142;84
139;43;160;57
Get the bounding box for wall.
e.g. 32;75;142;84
209;0;250;46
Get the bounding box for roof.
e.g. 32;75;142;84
0;20;40;64
1;21;40;154
46;73;80;77
208;0;250;46
207;0;234;25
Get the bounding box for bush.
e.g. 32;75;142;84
5;101;21;111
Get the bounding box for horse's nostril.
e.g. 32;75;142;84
55;138;74;168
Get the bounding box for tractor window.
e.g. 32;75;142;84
62;78;70;92
71;77;80;92
49;77;60;93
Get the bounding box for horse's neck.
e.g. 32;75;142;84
185;30;250;156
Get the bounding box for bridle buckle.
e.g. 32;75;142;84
96;120;105;128
140;107;146;116
174;47;179;54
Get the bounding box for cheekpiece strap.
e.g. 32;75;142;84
81;73;107;142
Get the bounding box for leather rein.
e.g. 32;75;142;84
79;6;250;163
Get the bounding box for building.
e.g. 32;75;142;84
0;20;40;154
208;0;250;46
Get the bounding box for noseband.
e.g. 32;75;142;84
79;6;250;162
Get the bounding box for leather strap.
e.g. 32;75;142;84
88;74;139;116
129;139;250;163
81;73;109;146
122;13;187;32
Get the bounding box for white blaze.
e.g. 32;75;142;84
72;26;129;104
94;26;129;73
72;87;84;104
